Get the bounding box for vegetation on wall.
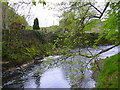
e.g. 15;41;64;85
2;30;52;71
7;6;28;29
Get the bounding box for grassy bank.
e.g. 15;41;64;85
96;53;119;88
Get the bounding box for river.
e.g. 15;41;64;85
2;45;119;88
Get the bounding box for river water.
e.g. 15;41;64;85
2;45;119;88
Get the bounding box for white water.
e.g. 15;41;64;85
38;45;119;88
3;45;119;88
40;67;70;88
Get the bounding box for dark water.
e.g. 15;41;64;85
2;45;119;88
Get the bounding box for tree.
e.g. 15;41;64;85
2;0;119;88
102;2;119;44
57;1;119;54
1;0;46;30
33;18;40;30
50;1;119;88
8;7;28;29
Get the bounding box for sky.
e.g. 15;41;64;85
7;0;110;27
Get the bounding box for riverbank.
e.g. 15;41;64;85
2;53;46;73
92;53;119;88
2;29;115;72
2;30;53;72
2;60;34;72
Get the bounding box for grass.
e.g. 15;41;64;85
96;53;119;88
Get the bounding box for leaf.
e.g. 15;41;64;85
70;75;74;80
92;45;97;49
78;62;84;66
84;53;89;57
39;0;46;6
87;68;92;70
35;69;42;73
32;1;36;6
106;30;117;39
68;61;76;65
44;60;51;63
79;75;85;79
25;48;30;52
13;3;17;5
1;1;9;5
80;68;84;72
47;57;54;61
75;69;79;73
85;40;89;44
43;2;46;6
69;69;72;72
76;58;79;61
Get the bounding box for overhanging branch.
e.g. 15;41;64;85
79;43;120;58
96;43;119;56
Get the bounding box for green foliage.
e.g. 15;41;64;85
84;19;102;33
26;26;33;30
38;0;46;6
104;2;119;30
96;53;119;88
100;2;119;44
31;0;46;6
50;2;119;88
7;7;28;29
35;30;46;43
32;0;36;6
2;1;119;88
33;18;40;30
0;1;8;4
2;30;52;71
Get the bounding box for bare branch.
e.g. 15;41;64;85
99;2;110;18
90;4;102;14
79;43;120;58
90;2;110;19
96;43;119;56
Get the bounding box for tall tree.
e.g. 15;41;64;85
33;18;40;30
